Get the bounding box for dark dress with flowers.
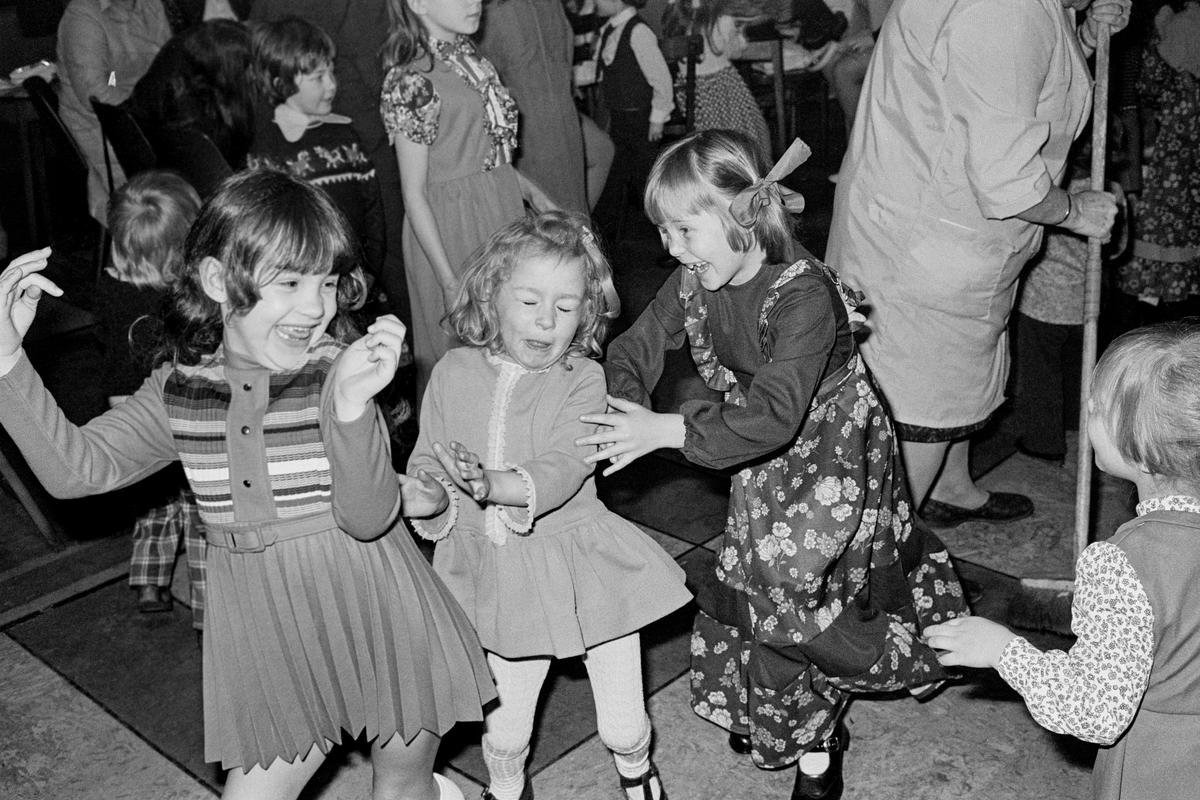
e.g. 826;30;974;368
380;35;525;395
605;257;969;767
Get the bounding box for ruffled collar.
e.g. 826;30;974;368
1136;495;1200;516
273;104;352;143
484;348;560;375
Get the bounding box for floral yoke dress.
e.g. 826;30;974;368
687;259;969;767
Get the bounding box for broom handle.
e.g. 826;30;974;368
1074;24;1111;562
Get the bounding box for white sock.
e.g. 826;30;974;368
434;773;465;800
798;751;831;775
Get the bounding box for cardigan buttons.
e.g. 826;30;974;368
242;479;252;488
240;425;251;435
242;383;252;391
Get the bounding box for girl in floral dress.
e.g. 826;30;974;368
379;0;554;400
579;130;968;800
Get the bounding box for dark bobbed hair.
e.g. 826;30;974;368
161;169;366;366
644;129;795;265
381;0;433;72
252;16;337;107
1091;319;1200;484
446;211;620;362
108;170;202;289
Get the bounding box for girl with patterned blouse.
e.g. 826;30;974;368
578;130;968;800
0;171;494;800
927;320;1200;800
379;0;554;403
400;212;691;800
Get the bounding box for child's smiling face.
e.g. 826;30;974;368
494;254;585;370
287;63;337;117
658;210;764;291
214;264;340;371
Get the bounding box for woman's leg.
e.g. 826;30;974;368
898;438;951;509
221;743;327;800
482;653;553;800
923;439;989;509
580;113;615;211
371;728;443;800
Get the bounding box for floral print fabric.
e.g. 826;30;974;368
687;260;969;767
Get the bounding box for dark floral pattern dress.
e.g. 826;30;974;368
685;260;969;768
1116;35;1200;304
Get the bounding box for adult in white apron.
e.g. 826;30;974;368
826;0;1128;526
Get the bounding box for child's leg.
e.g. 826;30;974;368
583;633;662;799
129;502;181;611
483;653;553;800
221;742;327;800
370;728;444;800
181;492;207;630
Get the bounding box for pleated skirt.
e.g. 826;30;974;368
202;519;496;771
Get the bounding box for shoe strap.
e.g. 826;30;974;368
618;764;659;799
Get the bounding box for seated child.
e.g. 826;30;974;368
99;170;206;624
927;321;1200;800
248;16;385;283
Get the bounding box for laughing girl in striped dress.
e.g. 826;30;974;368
0;170;493;800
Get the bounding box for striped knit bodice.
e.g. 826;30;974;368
162;339;343;525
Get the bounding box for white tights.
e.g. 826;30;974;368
482;633;652;800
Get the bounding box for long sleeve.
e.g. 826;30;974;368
0;351;178;497
998;541;1155;744
603;269;689;409
322;379;400;539
942;0;1061;219
681;275;841;470
629;22;675;124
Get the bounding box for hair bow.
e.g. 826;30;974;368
729;139;812;227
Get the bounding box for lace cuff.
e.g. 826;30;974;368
495;464;536;535
410;473;459;541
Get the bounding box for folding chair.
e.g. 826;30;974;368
91;97;158;191
150;125;233;199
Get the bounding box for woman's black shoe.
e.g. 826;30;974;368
791;722;849;800
728;730;753;754
619;763;667;800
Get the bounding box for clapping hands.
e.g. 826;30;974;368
0;248;63;360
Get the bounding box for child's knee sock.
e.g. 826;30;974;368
481;739;529;800
608;721;652;780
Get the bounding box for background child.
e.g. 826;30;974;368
926;320;1200;800
248;16;385;284
586;0;675;238
400;212;692;800
579;130;967;800
381;0;555;403
99;170;207;623
0;170;494;800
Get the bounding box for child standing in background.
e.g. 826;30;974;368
381;0;555;403
401;212;691;800
580;131;967;800
662;0;771;159
926;321;1200;800
0;171;494;800
99;171;207;624
248;16;386;283
587;0;675;237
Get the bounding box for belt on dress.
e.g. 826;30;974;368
204;511;336;553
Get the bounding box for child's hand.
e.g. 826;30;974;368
0;248;62;358
923;617;1018;670
398;469;449;518
331;315;407;421
576;395;686;476
432;441;491;503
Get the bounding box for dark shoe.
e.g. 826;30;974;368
1014;439;1066;465
481;783;533;800
791;723;848;800
619;763;666;800
920;492;1034;528
136;585;173;613
728;730;753;754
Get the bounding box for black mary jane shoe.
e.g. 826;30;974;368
791;722;849;800
728;730;753;755
481;783;533;800
136;585;173;613
619;763;667;800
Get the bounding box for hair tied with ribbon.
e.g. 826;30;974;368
729;138;812;228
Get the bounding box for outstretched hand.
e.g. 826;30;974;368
398;469;449;518
575;395;686;476
0;248;62;358
432;441;490;503
331;315;407;421
923;616;1018;670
